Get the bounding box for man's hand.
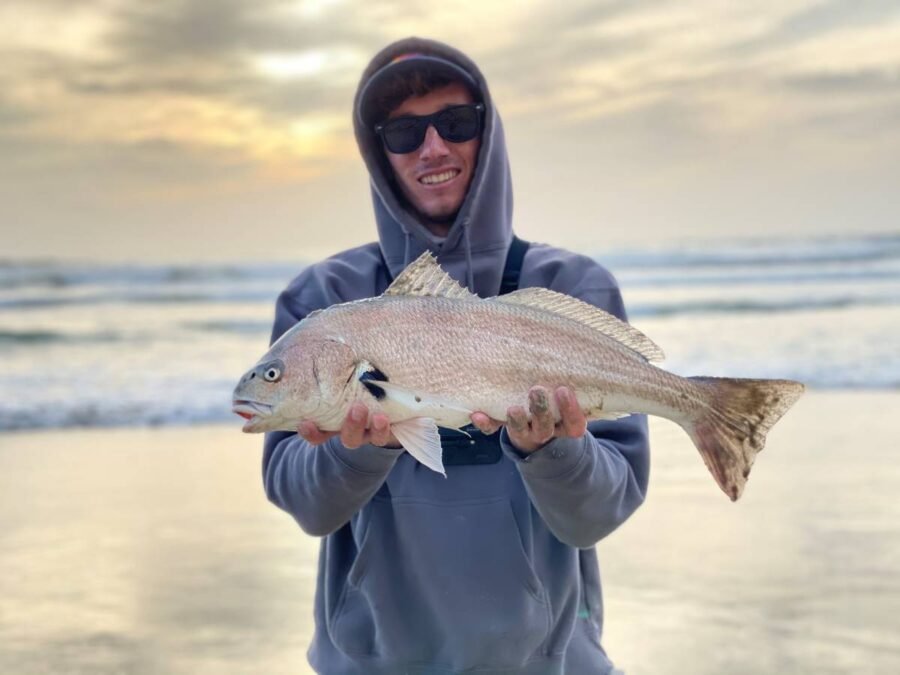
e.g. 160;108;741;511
298;402;400;449
470;386;587;454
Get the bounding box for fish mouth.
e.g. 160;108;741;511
232;400;274;432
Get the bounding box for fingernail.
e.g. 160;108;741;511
351;407;365;423
530;389;549;412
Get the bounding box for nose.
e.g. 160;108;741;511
237;368;257;388
419;125;450;161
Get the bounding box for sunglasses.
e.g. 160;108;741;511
375;103;485;154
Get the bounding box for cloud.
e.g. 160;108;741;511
102;0;385;73
725;0;900;57
0;95;32;130
107;0;297;63
778;0;900;41
0;4;369;178
784;68;900;94
9;0;878;155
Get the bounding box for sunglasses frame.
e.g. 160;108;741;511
375;103;485;154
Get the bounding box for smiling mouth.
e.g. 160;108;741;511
232;400;273;430
419;169;460;186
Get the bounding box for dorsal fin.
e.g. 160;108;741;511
496;288;665;362
384;251;476;299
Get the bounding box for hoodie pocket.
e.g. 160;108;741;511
329;497;552;668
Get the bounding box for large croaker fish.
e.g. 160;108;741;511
233;252;804;500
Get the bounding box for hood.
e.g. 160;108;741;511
353;37;513;297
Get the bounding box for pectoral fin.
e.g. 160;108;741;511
391;417;446;477
371;379;471;417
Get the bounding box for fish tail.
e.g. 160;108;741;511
682;377;805;501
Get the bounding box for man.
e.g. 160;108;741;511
263;37;649;675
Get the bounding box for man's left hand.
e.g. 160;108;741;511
470;386;587;454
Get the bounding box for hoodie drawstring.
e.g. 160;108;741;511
461;218;474;292
403;229;412;268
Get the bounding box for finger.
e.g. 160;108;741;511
505;405;537;452
369;412;392;447
470;412;502;435
340;403;368;449
298;421;334;445
507;405;529;436
556;387;587;438
528;387;555;442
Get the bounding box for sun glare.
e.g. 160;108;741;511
255;51;329;79
292;0;346;18
253;47;364;85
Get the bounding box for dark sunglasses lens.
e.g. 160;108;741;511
383;118;426;154
436;106;480;142
380;105;481;153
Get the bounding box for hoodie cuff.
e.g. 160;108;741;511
327;439;405;475
499;429;588;479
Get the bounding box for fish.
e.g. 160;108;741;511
233;252;804;501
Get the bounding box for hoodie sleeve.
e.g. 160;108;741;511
499;283;651;549
261;289;403;537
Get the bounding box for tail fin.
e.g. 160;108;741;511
682;377;805;501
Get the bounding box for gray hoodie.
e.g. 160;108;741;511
263;37;649;675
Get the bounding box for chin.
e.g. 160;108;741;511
419;199;464;223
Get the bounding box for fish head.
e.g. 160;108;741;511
232;335;357;433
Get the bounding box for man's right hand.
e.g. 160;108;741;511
298;402;401;449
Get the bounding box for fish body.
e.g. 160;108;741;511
234;252;804;500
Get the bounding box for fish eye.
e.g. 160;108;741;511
262;364;282;382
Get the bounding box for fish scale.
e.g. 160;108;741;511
326;296;646;418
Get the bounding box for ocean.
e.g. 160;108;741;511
1;232;898;431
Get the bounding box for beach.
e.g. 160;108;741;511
2;390;898;674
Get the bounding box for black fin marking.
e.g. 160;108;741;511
359;366;388;401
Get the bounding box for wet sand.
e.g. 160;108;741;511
1;390;898;674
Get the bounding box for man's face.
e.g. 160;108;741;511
384;82;481;235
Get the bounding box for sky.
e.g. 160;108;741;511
1;0;899;262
